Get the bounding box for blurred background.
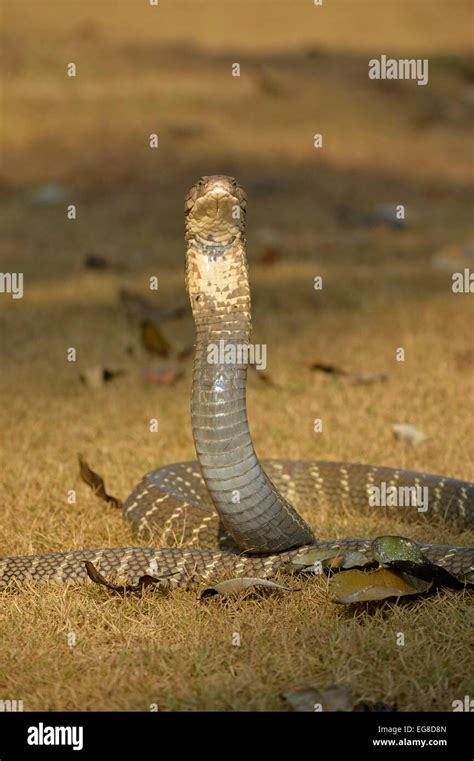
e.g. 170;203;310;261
1;0;473;713
2;0;474;525
2;0;473;272
2;0;473;519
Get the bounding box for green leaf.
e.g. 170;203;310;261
372;535;425;565
372;535;468;587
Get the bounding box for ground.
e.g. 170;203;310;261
0;1;473;711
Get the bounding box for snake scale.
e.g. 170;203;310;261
1;176;473;591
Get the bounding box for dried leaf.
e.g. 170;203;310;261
281;685;397;712
140;320;171;357
257;373;274;385
84;254;110;270
78;455;122;509
308;362;387;385
281;685;353;712
85;561;169;594
392;423;428;446
120;288;186;324
79;366;124;389
200;577;299;600
142;365;184;385
249;364;275;385
258;247;282;266
324;555;346;571
329;567;432;604
308;361;347;376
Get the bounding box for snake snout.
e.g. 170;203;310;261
185;176;247;245
197;175;237;197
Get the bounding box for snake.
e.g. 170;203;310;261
1;175;473;591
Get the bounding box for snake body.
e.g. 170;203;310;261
1;176;473;590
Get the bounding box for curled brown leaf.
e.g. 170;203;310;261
78;455;122;509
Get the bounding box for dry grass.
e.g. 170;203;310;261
0;1;473;711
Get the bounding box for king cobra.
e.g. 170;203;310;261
1;176;473;590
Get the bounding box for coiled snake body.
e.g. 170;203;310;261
1;177;473;590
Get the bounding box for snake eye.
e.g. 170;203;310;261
195;294;202;302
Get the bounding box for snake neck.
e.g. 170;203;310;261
185;223;315;554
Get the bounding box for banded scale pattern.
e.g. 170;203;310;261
124;459;474;546
2;539;473;591
1;176;473;591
